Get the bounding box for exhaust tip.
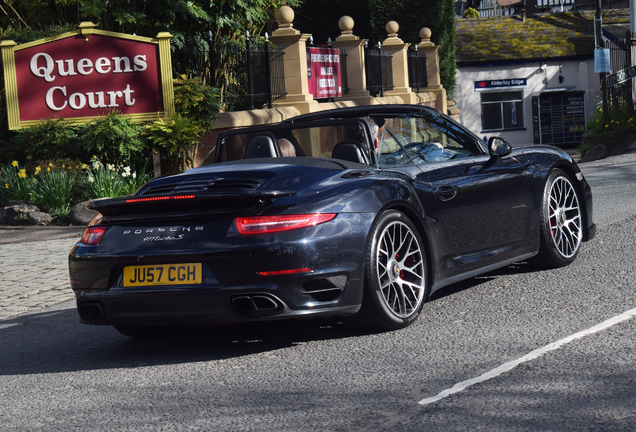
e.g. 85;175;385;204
231;294;284;316
78;301;105;320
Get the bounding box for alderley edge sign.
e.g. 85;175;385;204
0;22;175;130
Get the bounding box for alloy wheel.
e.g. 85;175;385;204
548;176;582;258
375;220;426;318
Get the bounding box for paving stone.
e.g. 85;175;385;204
0;235;79;321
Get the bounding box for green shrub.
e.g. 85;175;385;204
463;7;480;18
31;169;77;217
7;119;79;163
78;112;147;166
142;114;204;174
581;105;636;155
173;75;221;132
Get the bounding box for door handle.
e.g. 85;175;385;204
436;185;457;201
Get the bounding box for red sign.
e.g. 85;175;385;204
14;34;163;121
307;47;341;99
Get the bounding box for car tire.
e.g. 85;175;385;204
534;168;583;268
113;324;187;338
353;210;428;330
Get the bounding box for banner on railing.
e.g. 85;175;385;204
307;47;341;99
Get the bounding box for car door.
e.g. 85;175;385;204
377;112;535;284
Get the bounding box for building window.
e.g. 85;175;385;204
480;91;524;131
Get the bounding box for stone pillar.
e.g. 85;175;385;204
416;27;447;113
269;6;319;114
331;16;375;105
381;21;417;104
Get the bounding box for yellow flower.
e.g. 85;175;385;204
11;160;18;167
605;124;609;128
35;166;41;172
62;164;65;168
4;183;8;189
47;167;51;171
49;163;53;167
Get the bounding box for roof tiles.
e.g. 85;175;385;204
455;11;597;64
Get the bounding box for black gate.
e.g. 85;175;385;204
407;48;428;92
174;34;286;112
365;46;394;97
603;32;635;115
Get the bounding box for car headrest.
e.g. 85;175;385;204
331;141;368;164
244;134;280;159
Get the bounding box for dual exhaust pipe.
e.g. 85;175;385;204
231;294;284;316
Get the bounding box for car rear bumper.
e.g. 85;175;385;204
75;286;362;326
69;212;374;326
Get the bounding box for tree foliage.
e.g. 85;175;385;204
463;7;480;18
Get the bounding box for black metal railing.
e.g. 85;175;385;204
604;33;635;114
173;33;286;112
407;48;428;92
340;48;349;96
365;45;393;97
172;47;213;85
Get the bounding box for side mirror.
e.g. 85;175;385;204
488;136;512;158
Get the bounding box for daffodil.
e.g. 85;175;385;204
5;183;8;189
35;166;41;172
47;167;51;171
11;160;18;167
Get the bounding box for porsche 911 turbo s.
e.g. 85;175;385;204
68;105;595;337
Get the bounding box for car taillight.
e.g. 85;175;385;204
125;195;195;203
80;226;107;246
235;213;337;235
258;268;313;276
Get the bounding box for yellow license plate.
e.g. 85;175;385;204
123;263;202;287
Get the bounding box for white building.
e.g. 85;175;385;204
454;11;605;146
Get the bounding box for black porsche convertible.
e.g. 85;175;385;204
69;105;595;337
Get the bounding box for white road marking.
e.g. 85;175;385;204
418;307;636;406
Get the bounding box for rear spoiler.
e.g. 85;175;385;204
89;190;295;218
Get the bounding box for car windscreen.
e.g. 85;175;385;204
378;112;486;167
198;119;376;166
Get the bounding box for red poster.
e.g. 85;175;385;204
307;47;342;99
14;34;163;122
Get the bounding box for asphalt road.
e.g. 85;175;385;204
1;152;636;431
